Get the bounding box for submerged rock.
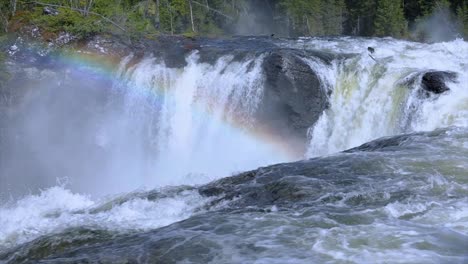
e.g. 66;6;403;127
2;128;467;263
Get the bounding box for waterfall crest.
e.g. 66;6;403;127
306;38;468;156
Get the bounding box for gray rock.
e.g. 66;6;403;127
5;35;336;157
258;50;330;153
2;128;466;263
129;36;334;153
43;7;59;16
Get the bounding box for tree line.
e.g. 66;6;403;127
0;0;466;40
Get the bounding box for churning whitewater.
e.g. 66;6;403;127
303;37;468;156
0;36;467;263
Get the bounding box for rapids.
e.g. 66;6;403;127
0;36;467;263
301;37;468;156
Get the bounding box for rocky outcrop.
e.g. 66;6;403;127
4;128;465;263
258;50;332;152
421;71;457;94
141;37;335;151
399;70;458;95
4;34;337;155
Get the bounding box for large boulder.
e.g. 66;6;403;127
2;128;466;263
4;35;335;156
138;36;333;153
258;50;331;153
421;71;457;94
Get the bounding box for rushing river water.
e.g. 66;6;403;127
0;37;467;263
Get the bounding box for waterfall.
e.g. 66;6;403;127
105;52;290;188
2;36;467;197
2;37;468;262
306;38;468;157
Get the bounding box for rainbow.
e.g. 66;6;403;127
45;47;304;162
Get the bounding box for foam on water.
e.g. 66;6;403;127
1;37;467;262
305;38;468;156
0;186;208;250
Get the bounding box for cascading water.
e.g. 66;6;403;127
1;36;467;263
112;52;291;186
305;37;468;156
0;49;291;250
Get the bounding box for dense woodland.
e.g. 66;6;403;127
0;0;467;40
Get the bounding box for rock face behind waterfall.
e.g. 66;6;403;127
260;50;330;151
5;35;334;153
139;36;333;147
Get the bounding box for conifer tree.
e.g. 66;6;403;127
457;1;468;37
321;0;346;35
374;0;407;37
344;0;377;36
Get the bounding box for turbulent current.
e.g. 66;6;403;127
0;37;467;263
302;38;468;156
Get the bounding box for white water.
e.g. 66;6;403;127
0;186;208;250
1;37;468;258
113;52;290;187
1;52;291;248
304;37;468;156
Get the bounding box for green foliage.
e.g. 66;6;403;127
344;0;377;36
321;0;346;35
374;0;407;37
279;0;346;36
0;1;11;33
457;1;468;37
0;0;466;40
33;7;103;38
0;49;9;88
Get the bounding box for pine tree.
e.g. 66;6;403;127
374;0;407;37
321;0;346;35
457;1;468;37
344;0;377;36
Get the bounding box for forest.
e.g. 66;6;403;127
0;0;467;41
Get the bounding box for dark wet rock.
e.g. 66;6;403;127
259;49;331;152
344;134;415;153
199;158;391;210
399;70;457;96
2;128;466;263
138;36;333;149
0;229;117;263
397;71;458;131
135;35;278;68
1;217;226;263
5;34;337;155
345;128;450;153
421;71;457;94
199;128;463;210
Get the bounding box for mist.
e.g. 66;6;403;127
0;52;294;201
0;63;157;200
234;1;288;36
411;3;462;42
